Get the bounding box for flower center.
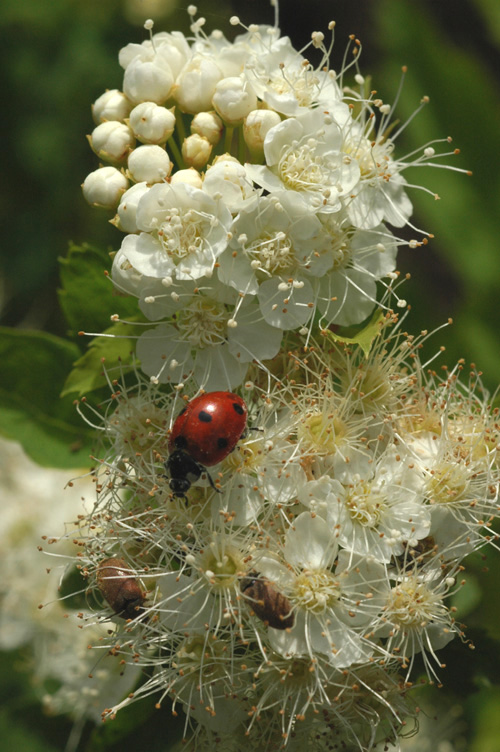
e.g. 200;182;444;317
293;570;341;614
199;543;244;590
157;207;204;260
385;579;440;628
268;68;319;107
176;296;227;348
345;364;392;409
344;136;393;179
279;141;328;192
298;411;348;455
247;231;295;274
224;439;264;472
426;462;469;504
108;399;167;456
174;635;226;680
344;482;386;527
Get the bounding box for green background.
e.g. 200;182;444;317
0;0;499;749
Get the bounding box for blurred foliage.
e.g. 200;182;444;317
0;0;499;750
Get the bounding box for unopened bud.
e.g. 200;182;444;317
212;77;257;125
127;144;172;183
129;102;176;144
191;111;223;145
181;133;212;169
89;121;135;163
82;166;129;209
92;89;132;125
243;109;281;157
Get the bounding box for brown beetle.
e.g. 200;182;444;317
240;571;294;630
96;557;145;619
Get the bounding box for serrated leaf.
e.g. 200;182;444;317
0;327;93;467
58;243;138;336
323;310;386;356
61;322;140;397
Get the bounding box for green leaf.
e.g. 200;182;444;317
61;322;140;397
323;310;386;356
58;243;138;336
0;327;93;467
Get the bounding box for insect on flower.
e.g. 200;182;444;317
240;571;295;630
97;557;145;619
165;391;248;497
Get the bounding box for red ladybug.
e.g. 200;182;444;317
165;391;248;497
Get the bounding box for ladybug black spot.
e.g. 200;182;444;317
198;410;213;423
233;403;245;415
174;435;188;450
217;437;229;449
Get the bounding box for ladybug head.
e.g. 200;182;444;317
169;477;192;498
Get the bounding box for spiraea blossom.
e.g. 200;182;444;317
43;318;500;751
81;4;466;391
35;4;494;752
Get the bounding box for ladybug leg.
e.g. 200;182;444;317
204;467;222;494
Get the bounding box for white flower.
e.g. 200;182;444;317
246;108;360;213
136;287;281;390
243;33;342;116
342;120;413;230
374;571;458;677
300;452;431;563
82;166;128;209
257;513;384;668
131;181;233;280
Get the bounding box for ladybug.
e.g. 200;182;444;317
165;391;248;497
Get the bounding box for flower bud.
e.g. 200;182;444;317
123;57;174;104
113;181;150;232
170;168;203;189
174;55;223;114
191;111;223;145
127;144;171;183
243;109;282;158
129;102;176;144
82;166;129;209
92;89;132;124
181;133;212;169
212;76;258;125
89;121;135;163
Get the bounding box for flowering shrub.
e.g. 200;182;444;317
33;3;499;751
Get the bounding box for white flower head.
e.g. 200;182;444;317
133;181;233;281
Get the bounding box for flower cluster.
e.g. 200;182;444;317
48;323;499;751
81;5;463;391
41;4;492;752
